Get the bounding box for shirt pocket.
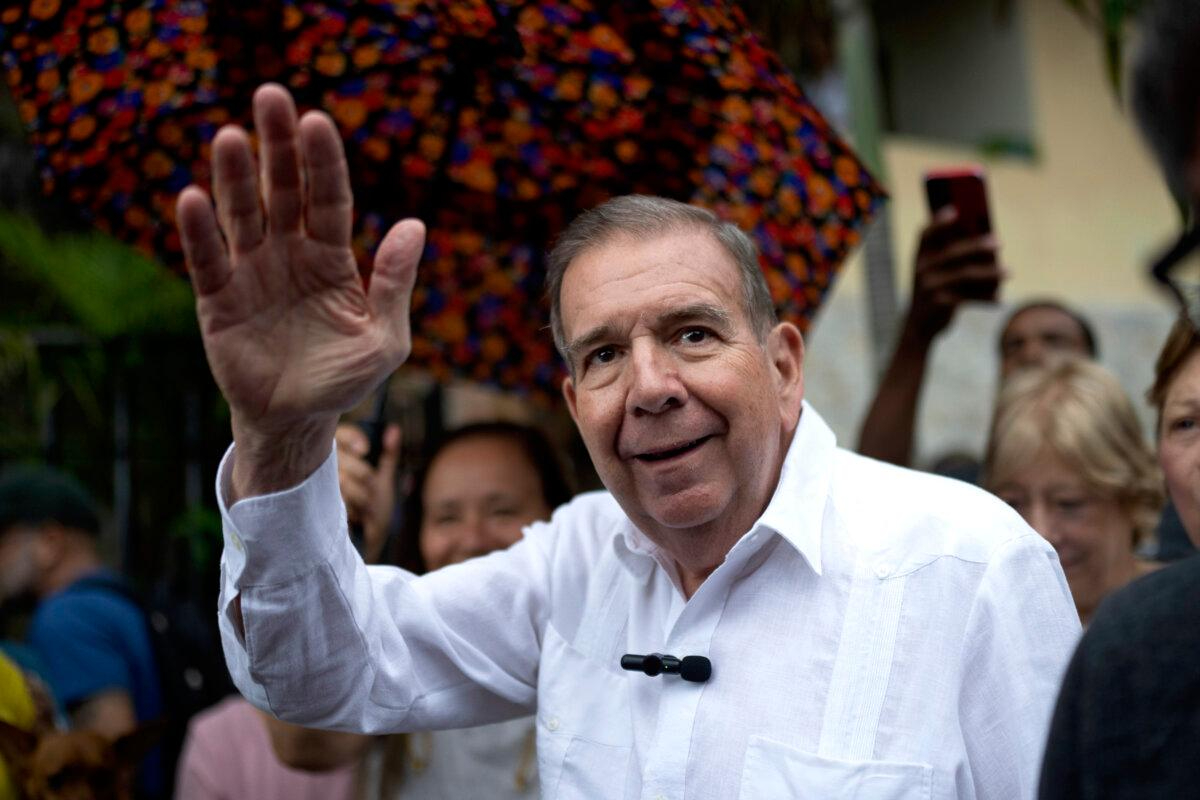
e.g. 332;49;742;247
537;623;633;800
739;736;933;800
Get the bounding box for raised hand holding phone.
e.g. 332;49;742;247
175;84;426;503
906;167;1006;341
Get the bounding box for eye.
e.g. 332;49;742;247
1170;416;1197;433
1054;498;1088;516
585;345;618;368
680;328;709;345
998;494;1024;513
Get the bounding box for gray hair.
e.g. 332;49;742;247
1131;0;1200;199
546;195;777;363
984;357;1164;547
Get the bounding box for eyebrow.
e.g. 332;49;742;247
1163;397;1200;411
563;303;736;365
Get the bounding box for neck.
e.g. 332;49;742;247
1077;551;1154;626
661;425;797;599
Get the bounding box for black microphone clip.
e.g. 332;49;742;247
620;652;712;683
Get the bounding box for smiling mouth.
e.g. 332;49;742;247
634;436;712;462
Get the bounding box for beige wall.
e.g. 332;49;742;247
839;0;1178;303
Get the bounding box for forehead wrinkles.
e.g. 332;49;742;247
560;233;742;341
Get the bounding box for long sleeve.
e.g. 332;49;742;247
957;534;1081;799
216;445;550;734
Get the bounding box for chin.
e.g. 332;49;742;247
642;486;728;531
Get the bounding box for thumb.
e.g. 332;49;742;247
368;218;426;347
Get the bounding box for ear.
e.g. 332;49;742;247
113;720;165;767
767;322;805;429
0;719;36;773
562;375;580;426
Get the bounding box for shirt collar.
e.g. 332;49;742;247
611;400;833;579
752;400;832;577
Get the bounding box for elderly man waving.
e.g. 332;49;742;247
178;84;1079;800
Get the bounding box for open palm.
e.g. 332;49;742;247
177;85;424;443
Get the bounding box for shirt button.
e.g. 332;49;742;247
229;532;244;553
546;717;560;731
874;565;888;579
655;794;668;800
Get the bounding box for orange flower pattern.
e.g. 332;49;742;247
1;0;884;400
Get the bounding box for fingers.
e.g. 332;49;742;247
917;207;959;251
338;445;375;486
376;424;402;481
341;479;370;520
922;264;1005;305
369;219;426;340
253;84;304;235
337;456;372;516
917;207;1000;266
176;186;231;296
299;111;353;247
211;126;264;254
335;423;369;456
918;234;998;273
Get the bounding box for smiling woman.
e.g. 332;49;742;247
1148;316;1200;545
983;358;1164;624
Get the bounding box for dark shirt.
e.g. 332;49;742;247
1153;502;1197;562
1039;555;1200;799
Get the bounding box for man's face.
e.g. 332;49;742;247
559;227;803;546
999;306;1090;378
0;526;38;602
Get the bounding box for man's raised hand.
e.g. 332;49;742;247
176;84;425;501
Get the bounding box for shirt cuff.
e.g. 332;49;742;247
215;441;346;586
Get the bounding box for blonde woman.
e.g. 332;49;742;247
983;358;1164;625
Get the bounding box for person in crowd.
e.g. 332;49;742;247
0;651;41;798
855;221;1199;563
173;695;358;800
338;421;403;566
176;420;570;799
0;465;164;797
855;200;1095;469
982;358;1164;625
179;84;1079;798
1039;1;1200;795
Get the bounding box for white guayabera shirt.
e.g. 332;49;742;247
217;403;1081;800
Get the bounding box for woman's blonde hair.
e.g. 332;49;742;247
983;358;1164;545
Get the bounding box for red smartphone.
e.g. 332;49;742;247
924;167;992;237
923;166;998;301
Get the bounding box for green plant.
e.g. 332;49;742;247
0;211;194;338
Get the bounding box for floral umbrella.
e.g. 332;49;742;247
1;0;885;398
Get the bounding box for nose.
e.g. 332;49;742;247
626;340;687;416
1020;338;1048;369
459;513;493;559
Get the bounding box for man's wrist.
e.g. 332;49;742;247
229;415;339;503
